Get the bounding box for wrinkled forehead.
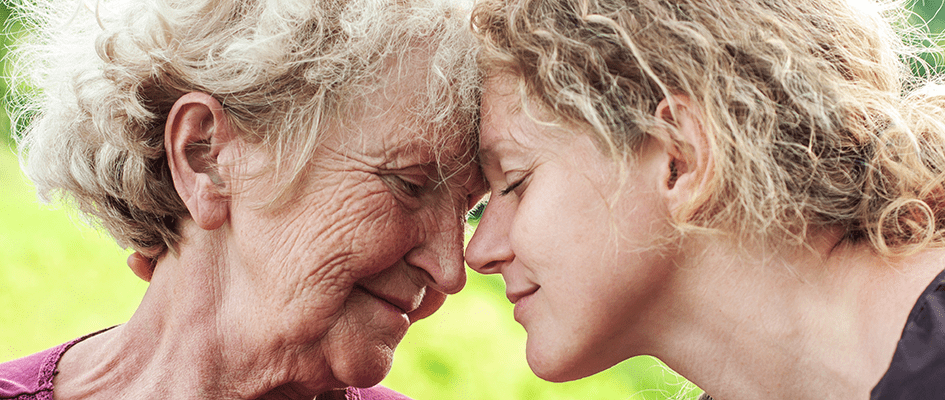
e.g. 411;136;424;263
338;50;479;177
395;116;479;181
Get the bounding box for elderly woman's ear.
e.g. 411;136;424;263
165;92;235;231
653;95;713;219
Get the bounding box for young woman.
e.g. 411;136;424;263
465;0;945;398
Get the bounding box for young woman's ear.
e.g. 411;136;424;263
165;92;236;231
654;95;713;219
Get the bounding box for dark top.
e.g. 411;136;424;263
699;268;945;400
871;267;945;399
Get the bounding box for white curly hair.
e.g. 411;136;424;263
12;0;482;255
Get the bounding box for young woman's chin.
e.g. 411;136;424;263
524;338;619;383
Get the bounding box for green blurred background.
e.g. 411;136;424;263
1;2;942;399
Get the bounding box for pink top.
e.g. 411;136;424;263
0;331;92;400
0;330;411;400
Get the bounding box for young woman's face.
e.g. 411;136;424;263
465;77;679;382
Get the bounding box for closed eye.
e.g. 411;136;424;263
499;177;525;196
396;175;428;197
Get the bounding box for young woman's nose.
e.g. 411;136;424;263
465;196;515;274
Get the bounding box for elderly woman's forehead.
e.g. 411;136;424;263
329;99;471;168
377;125;473;166
344;77;468;149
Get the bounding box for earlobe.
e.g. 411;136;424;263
165;92;235;231
654;95;713;218
127;251;155;282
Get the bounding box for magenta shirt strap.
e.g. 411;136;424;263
0;327;116;400
37;327;117;400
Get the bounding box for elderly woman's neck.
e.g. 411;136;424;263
54;224;335;400
646;229;944;400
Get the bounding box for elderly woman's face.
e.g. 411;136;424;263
220;74;482;388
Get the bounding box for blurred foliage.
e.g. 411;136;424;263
0;149;148;363
913;0;945;33
906;0;945;76
0;1;943;400
0;3;20;147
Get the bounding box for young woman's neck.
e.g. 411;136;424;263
647;230;943;400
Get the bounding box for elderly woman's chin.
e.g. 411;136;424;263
330;289;415;385
289;291;442;389
327;286;451;386
211;265;447;393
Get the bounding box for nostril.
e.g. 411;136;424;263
466;252;502;274
464;227;513;275
420;262;466;295
405;244;467;294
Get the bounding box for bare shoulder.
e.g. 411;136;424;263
878;248;945;296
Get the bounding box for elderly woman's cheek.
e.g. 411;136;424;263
341;192;423;275
235;181;418;309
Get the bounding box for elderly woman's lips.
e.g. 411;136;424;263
356;286;418;315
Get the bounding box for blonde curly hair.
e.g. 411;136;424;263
473;0;945;255
13;0;481;255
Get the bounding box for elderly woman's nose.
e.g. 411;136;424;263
405;209;468;294
465;198;514;275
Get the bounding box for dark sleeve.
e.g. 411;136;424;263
871;268;945;400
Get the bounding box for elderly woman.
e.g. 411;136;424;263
0;0;482;399
465;0;945;399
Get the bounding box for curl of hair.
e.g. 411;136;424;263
473;0;945;256
12;0;481;255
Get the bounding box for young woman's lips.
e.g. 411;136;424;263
506;286;539;304
509;286;539;324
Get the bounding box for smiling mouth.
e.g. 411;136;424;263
357;286;418;315
506;286;539;304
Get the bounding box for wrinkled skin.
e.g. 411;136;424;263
53;61;485;400
217;82;484;394
225;103;483;392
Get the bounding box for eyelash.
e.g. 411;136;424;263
399;177;427;197
500;177;526;196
